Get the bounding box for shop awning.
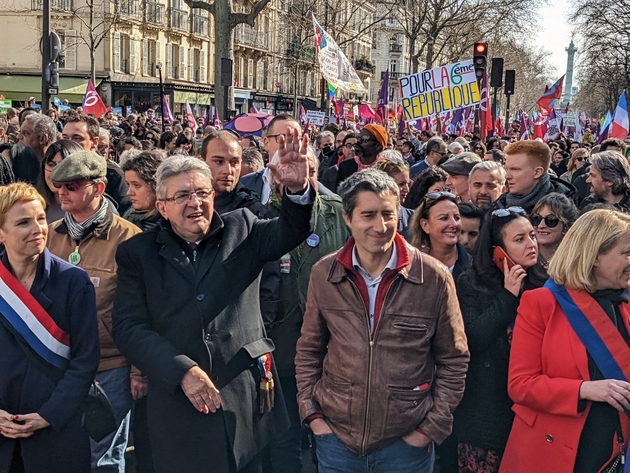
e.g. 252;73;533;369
0;75;101;103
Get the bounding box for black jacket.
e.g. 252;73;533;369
454;270;520;452
112;191;315;473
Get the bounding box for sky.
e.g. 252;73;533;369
534;0;575;81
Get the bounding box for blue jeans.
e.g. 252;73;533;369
90;366;132;473
316;433;434;473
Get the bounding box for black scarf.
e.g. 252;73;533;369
504;173;554;210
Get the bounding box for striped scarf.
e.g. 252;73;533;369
63;197;109;242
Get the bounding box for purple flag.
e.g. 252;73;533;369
162;95;174;123
249;105;260;114
213;107;221;129
377;71;389;125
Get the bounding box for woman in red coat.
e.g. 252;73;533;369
501;209;630;473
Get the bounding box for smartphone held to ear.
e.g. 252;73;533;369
493;246;515;271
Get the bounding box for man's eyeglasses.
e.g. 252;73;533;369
491;206;527;218
266;134;302;143
161;189;212;205
432;150;448;156
53;181;96;192
530;213;561;228
424;191;457;200
344;142;357;148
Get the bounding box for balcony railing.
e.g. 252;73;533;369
389;43;403;53
235;24;269;50
286;42;315;62
192;14;208;35
170;8;188;31
354;58;375;73
381;71;405;80
145;2;164;23
119;0;136;17
32;0;73;10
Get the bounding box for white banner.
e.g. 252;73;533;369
313;15;366;93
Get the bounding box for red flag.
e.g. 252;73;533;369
82;80;108;118
536;75;565;115
532;113;548;140
479;71;493;141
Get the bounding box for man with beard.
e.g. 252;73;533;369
468;161;506;209
335;124;388;189
582;151;630;212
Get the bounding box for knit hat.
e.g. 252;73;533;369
363;124;388;149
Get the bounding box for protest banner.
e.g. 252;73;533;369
399;60;481;122
306;110;326;125
313;15;366;93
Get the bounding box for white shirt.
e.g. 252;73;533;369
352;244;398;332
260;168;272;205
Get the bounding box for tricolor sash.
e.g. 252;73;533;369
545;279;630;471
0;260;71;373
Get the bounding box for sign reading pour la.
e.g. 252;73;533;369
400;60;481;121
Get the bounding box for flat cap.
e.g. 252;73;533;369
440;152;482;176
51;151;107;183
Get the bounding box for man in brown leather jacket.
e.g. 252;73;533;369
295;168;469;472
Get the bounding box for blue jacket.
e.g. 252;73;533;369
0;248;99;430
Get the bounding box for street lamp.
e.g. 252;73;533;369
156;61;165;133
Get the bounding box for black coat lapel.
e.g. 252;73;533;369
157;230;196;285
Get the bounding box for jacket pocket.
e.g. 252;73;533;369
385;385;433;439
512;403;537;427
242;338;276;358
392;321;429;332
314;371;353;435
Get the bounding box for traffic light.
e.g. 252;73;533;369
473;42;488;80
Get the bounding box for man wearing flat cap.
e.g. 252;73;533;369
46;151;141;473
441;152;482;202
336;124;389;188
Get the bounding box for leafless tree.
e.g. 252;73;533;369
570;0;630;115
183;0;271;119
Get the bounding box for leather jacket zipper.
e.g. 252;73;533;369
348;275;398;456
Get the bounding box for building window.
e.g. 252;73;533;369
57;29;77;70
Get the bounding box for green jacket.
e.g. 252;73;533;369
268;194;350;377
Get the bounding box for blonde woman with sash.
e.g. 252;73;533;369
0;183;99;472
501;210;630;473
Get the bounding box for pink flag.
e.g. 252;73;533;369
249;105;260;114
82;80;108;118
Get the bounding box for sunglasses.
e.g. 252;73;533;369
530;213;562;228
491;206;526;218
575;157;585;162
425;191;457;200
53;181;96;192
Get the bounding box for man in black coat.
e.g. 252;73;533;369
112;131;315;473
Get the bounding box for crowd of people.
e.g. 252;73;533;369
1;103;630;473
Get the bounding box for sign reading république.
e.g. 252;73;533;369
399;59;481;121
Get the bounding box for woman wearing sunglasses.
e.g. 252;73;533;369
454;207;543;472
559;148;588;183
530;193;579;273
410;191;471;282
472;141;487;159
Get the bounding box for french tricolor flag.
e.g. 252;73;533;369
0;263;70;370
611;91;629;140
